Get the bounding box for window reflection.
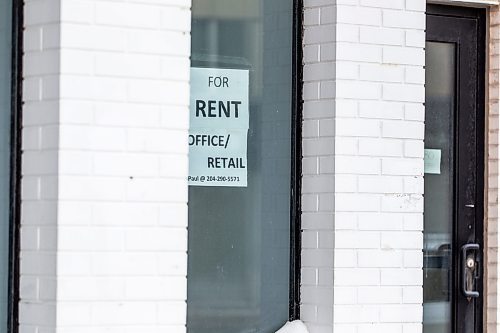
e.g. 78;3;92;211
187;1;293;332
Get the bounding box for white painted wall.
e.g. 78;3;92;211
302;1;426;332
20;1;61;330
20;0;191;332
333;2;426;332
301;1;336;332
488;7;500;333
429;0;499;6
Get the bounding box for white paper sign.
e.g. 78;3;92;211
188;67;249;187
424;149;441;174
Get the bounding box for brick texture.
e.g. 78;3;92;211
302;1;425;332
20;0;191;332
487;7;500;333
301;1;336;332
332;2;425;333
20;1;61;331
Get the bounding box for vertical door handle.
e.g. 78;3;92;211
461;243;480;298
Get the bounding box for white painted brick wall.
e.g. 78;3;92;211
302;1;425;332
21;0;191;332
301;1;336;332
333;3;425;333
20;1;61;331
487;7;500;333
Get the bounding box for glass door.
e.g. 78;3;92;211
424;5;485;333
423;40;455;333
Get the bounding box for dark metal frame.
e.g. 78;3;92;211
8;0;23;331
426;5;486;333
289;0;303;320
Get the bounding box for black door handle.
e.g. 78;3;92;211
461;243;480;298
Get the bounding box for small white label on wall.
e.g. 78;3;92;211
188;67;249;187
424;148;441;174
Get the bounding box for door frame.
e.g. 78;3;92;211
426;4;486;333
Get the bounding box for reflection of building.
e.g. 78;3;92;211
0;0;498;333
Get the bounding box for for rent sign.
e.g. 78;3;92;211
188;67;249;187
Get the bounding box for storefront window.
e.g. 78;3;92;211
187;1;294;332
0;0;13;330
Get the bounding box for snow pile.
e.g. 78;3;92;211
275;320;309;333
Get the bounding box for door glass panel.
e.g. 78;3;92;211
187;1;293;332
423;41;456;333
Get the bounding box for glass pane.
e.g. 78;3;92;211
423;42;456;333
187;1;293;333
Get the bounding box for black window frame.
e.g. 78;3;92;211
8;0;23;331
289;0;303;321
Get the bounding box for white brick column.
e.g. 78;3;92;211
302;1;425;332
20;0;191;332
20;1;61;330
301;1;336;332
333;2;425;332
